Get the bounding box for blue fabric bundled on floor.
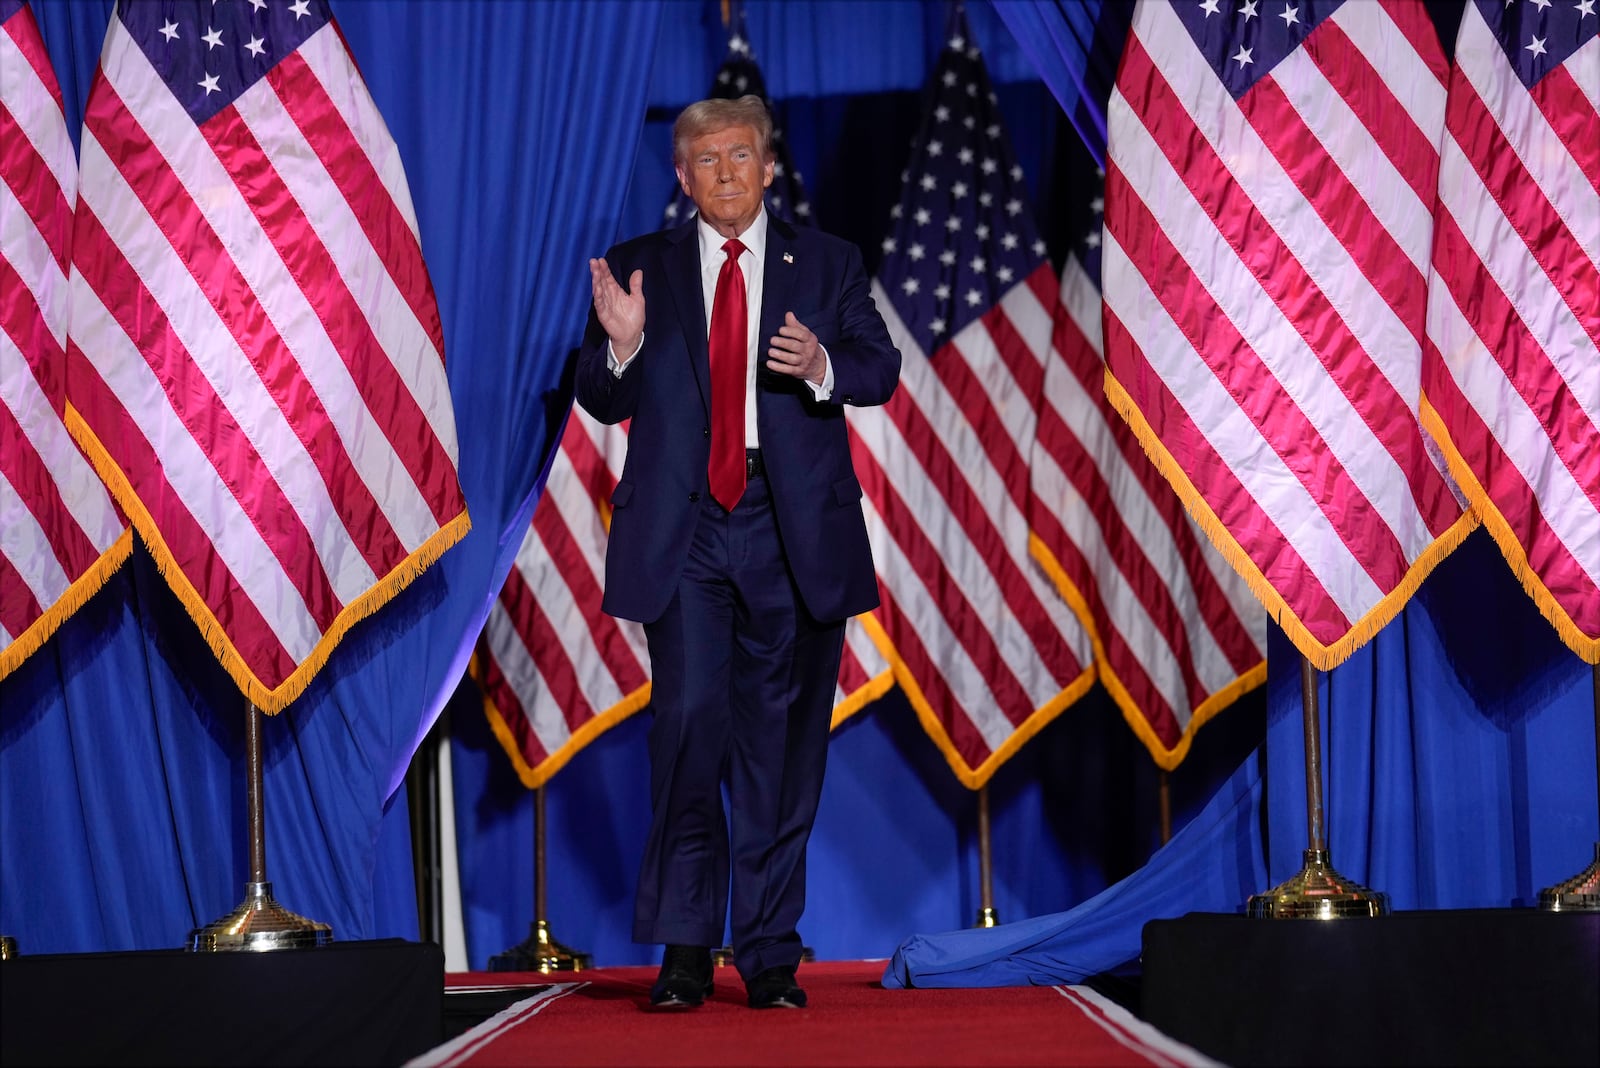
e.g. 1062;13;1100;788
883;753;1265;988
885;530;1600;989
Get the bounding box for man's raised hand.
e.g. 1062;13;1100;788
590;259;645;360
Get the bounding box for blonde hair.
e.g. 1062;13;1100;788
672;95;775;165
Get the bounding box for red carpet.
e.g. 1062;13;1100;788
417;960;1220;1067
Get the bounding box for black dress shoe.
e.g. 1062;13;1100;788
746;965;806;1009
649;944;714;1009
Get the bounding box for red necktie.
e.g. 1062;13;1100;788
707;238;748;511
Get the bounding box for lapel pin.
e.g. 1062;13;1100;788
783;252;794;264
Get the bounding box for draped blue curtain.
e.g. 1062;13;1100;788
0;0;663;953
6;0;1592;982
446;0;1266;971
886;527;1598;987
645;0;1044;105
989;0;1131;167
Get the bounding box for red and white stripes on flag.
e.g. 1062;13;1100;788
848;28;1094;789
832;617;895;727
1102;0;1475;670
1;0;130;679
64;1;468;711
478;408;891;788
478;410;647;789
1029;209;1266;772
1422;0;1600;663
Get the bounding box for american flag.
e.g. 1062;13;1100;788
1422;0;1599;662
1028;175;1267;769
478;404;648;789
846;22;1095;789
479;43;890;789
1;0;130;679
64;0;469;712
1102;0;1474;671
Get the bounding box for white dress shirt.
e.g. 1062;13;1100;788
608;209;835;446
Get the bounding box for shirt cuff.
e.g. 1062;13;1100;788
607;334;643;377
806;346;835;401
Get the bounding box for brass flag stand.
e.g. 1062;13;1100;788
1537;661;1600;911
489;785;590;971
188;702;333;951
1248;657;1388;919
974;784;999;927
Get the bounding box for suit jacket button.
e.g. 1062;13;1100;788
702;426;710;438
688;492;700;503
843;394;854;404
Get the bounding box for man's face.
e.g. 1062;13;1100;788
675;123;775;238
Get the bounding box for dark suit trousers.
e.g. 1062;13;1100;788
633;467;845;981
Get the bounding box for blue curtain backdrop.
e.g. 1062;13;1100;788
3;0;1595;982
877;0;1597;986
0;0;663;952
989;0;1131;167
443;0;1239;970
885;527;1598;987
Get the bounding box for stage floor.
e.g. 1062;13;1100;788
9;916;1592;1068
422;959;1213;1067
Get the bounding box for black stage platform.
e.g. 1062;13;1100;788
1142;909;1599;1067
0;938;442;1067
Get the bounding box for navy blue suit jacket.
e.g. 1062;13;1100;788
575;216;901;625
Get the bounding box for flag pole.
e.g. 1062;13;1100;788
1246;655;1387;919
489;785;591;971
1537;661;1600;911
188;702;333;950
974;784;999;927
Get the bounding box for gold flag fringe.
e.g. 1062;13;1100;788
857;611;1097;791
479;602;1106;792
1102;369;1480;673
1029;531;1267;772
479;464;899;785
480;663;652;791
829;652;897;730
475;449;655;787
0;529;134;681
64;404;473;713
1419;398;1600;665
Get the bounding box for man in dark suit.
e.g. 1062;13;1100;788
577;95;899;1010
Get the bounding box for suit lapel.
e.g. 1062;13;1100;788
662;222;710;416
760;216;797;376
